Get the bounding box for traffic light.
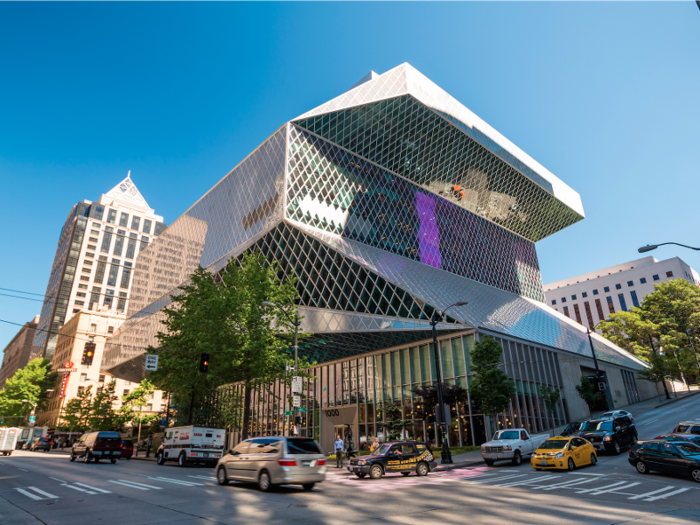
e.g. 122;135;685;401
199;353;209;374
82;342;96;366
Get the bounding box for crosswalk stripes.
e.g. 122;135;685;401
108;479;163;491
14;487;58;500
539;478;597;491
188;475;216;482
146;476;205;487
576;481;631;494
641;487;690;502
60;483;112;495
462;474;526;484
497;475;560;487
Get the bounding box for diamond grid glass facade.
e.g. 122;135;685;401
287;124;544;300
293;95;583;242
102;64;651;448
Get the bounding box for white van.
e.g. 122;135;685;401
157;426;225;467
0;428;20;455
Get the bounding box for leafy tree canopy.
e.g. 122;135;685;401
468;336;516;420
575;376;601;412
0;358;56;424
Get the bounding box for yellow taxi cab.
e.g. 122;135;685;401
531;436;597;471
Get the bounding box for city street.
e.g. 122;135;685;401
1;394;698;525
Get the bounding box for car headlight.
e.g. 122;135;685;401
603;436;612;442
555;452;564;458
481;446;485;451
503;445;512;451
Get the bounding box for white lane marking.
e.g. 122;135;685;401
147;476;205;486
576;480;630;494
16;468;28;472
498;475;560;487
628;486;676;500
75;483;111;494
49;477;66;483
590;482;641;495
14;488;43;500
569;472;605;476
463;474;526;484
644;487;691;501
540;478;597;491
188;475;216;481
642;418;659;426
27;487;58;499
61;484;96;495
109;480;163;490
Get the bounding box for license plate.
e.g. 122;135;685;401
540;461;548;466
203;453;209;458
302;460;311;466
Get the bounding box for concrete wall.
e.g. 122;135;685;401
557;354;592;422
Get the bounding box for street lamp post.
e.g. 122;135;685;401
429;301;467;465
648;335;671;400
262;302;300;437
638;242;700;253
585;328;609;412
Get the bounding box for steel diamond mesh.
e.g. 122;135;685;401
293;95;583;242
287;124;544;301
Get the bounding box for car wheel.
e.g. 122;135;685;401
416;462;429;477
636;460;648;474
567;458;575;471
258;470;273;491
690;468;700;483
94;458;100;463
70;454;75;462
590;453;597;466
302;483;315;491
355;473;366;478
484;459;495;467
369;464;383;479
178;453;187;467
217;467;229;485
512;451;522;466
613;441;621;455
401;472;410;477
157;453;165;465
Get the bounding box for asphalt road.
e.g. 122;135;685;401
1;394;698;525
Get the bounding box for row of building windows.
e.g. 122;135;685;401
561;289;642;327
550;272;672;305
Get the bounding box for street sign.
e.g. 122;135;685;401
292;396;301;408
55;368;77;373
291;376;302;393
145;354;159;372
598;382;606;392
29;416;36;422
298;407;307;413
284;410;293;416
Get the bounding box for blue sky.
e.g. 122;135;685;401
1;3;699;349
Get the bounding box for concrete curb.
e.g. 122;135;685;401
653;389;700;409
130;455;157;461
433;459;485;472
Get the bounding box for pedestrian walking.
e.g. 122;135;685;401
334;434;344;468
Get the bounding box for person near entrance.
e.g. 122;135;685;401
334;435;345;468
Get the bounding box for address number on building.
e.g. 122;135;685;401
324;409;340;417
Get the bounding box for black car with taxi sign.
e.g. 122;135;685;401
347;441;437;479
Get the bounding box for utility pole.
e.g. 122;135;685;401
586;328;609;411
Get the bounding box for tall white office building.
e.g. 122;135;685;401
544;256;700;330
31;173;166;361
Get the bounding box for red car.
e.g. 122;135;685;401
655;433;700;447
120;439;134;460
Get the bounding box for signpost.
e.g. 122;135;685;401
145;354;159;372
284;410;293;416
291;376;302;393
292;396;301;408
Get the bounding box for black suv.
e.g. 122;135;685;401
347;441;437;479
629;440;700;483
71;431;122;463
577;416;637;455
30;438;52;452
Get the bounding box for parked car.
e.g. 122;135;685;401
655;434;700;447
481;429;550;466
30;437;52;452
628;439;700;483
157;426;225;467
561;421;588;437
70;431;122;463
673;420;700;435
601;410;634;423
216;436;326;491
0;427;20;456
577;416;637;455
347;441;436;479
120;439;134;460
531;436;597;471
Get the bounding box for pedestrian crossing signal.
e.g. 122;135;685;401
199;353;209;374
81;342;96;366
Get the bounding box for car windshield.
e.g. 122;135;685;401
538;440;569;450
565;422;582;432
374;444;393;456
676;443;700;456
583;421;613;431
602;412;615;417
493;431;520;440
286;438;321;455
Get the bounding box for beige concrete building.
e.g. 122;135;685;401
0;315;40;389
38;310;167;432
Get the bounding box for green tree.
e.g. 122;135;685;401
575;376;601;415
468;336;516;434
379;403;412;441
538;385;561;427
89;382;126;431
120;379;157;444
637;352;675;401
148;251;310;438
0;358;56;424
61;386;94;432
411;382;468;439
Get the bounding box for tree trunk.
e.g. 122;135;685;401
241;385;252;440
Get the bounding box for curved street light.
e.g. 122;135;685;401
429;301;468;465
638;242;700;254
